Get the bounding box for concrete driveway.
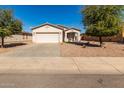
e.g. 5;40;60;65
0;43;60;57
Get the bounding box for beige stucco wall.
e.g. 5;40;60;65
4;35;32;43
32;25;63;43
65;29;80;42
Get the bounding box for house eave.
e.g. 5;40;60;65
31;23;64;31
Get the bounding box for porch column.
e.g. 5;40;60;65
65;32;68;42
78;32;80;42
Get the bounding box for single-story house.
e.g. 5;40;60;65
31;23;81;43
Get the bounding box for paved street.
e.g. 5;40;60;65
0;57;123;87
0;74;124;88
0;44;60;57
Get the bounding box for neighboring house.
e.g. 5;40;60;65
31;23;81;43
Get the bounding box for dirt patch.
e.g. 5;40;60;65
60;42;124;57
0;48;10;53
0;41;32;54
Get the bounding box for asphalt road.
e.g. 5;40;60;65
0;74;124;88
0;44;60;57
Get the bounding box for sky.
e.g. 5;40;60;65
0;5;85;33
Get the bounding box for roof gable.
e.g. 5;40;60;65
31;23;64;30
57;25;69;30
31;23;81;32
65;28;80;32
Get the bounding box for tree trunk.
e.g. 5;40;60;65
99;36;102;47
1;37;4;48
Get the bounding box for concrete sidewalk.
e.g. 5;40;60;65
0;57;123;75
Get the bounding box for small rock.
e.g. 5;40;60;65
82;45;86;48
103;46;106;48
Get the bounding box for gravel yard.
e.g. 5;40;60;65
0;41;32;54
0;35;32;54
0;41;124;57
0;48;10;53
60;41;124;57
